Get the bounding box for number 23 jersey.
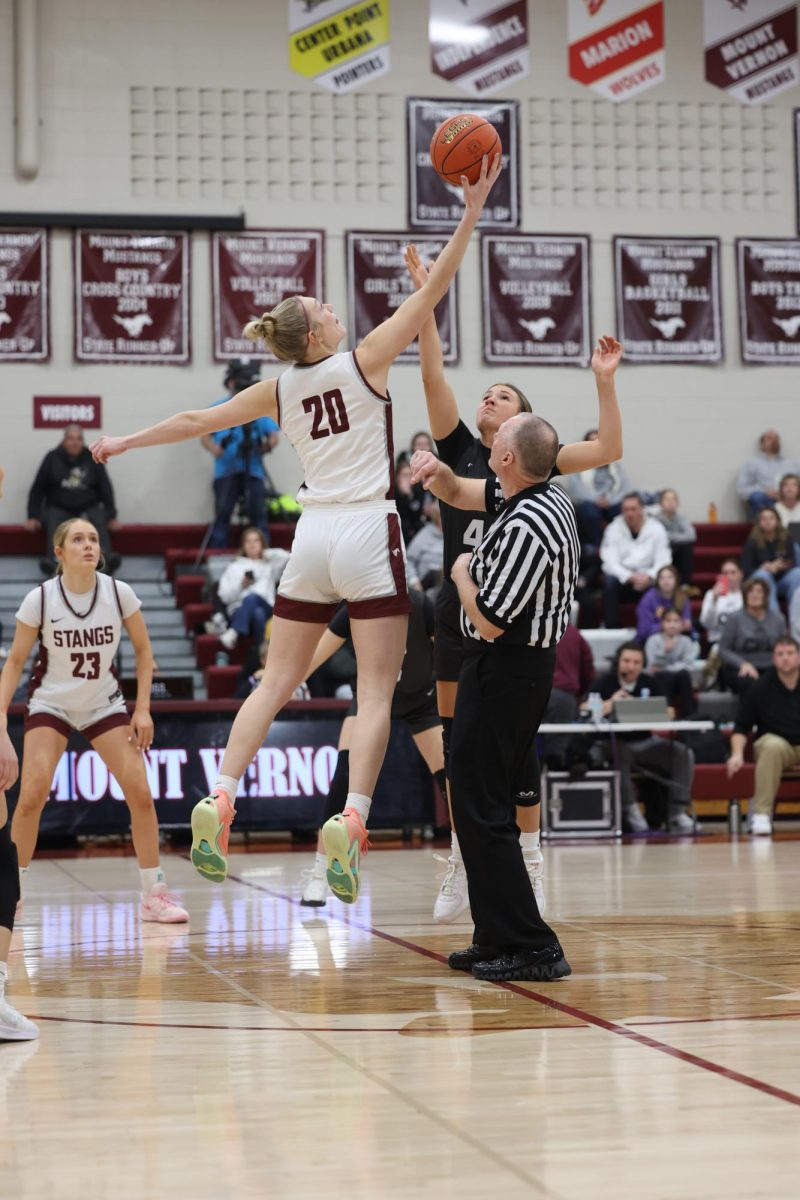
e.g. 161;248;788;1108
276;350;395;507
16;575;141;712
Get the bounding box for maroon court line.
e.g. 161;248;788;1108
22;1013;582;1034
224;868;800;1111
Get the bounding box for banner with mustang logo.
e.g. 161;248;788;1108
614;236;723;364
428;0;529;97
568;0;665;101
704;0;799;104
288;0;391;93
0;229;49;361
737;239;800;364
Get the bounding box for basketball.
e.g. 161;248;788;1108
429;113;501;186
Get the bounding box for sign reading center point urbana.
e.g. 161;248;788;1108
288;0;391;94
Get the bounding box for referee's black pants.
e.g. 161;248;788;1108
450;643;557;952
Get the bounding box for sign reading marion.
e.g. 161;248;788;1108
0;229;49;362
568;0;665;101
429;0;529;98
737;239;800;364
211;231;325;363
481;234;592;366
614;237;723;364
704;0;799;104
75;231;190;365
407;97;519;230
345;232;459;364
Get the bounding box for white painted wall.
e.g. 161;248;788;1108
1;0;798;525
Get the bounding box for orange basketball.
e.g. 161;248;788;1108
429;113;501;186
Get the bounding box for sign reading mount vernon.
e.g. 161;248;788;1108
211;230;325;363
407;97;519;230
737;239;800;364
481;234;592;366
704;0;799;105
614;237;723;364
0;229;49;362
75;231;190;365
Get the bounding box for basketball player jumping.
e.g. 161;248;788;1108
0;518;189;924
91;154;501;906
404;244;623;921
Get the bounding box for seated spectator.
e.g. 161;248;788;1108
791;587;800;644
727;636;800;836
217;527;290;651
718;578;786;694
593;641;695;833
395;460;425;544
406;496;443;590
741;506;800;614
396;431;434;467
201;360;279;549
235;639;309;700
644;608;699;717
541;624;596;770
775;472;800;531
700;558;744;645
565;429;631;548
636;564;693;642
653;488;696;584
27;424;121;574
736;429;799;518
600;493;672;628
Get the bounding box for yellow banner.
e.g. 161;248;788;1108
290;1;389;79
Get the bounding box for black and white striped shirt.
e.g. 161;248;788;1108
459;479;579;648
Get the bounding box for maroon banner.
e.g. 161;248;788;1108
0;229;49;361
737;239;800;365
211;230;325;363
613;237;723;364
33;397;102;429
74;231;190;364
345;232;459;364
481;234;592;366
429;0;529;97
407;97;519;230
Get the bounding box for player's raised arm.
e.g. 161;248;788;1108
90;378;278;464
555;336;623;475
403;245;459;441
411;451;487;512
355;154;501;380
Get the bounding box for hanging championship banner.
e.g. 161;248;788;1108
614;237;723;364
481;234;592;366
74;231;190;365
211;230;325;363
288;0;391;94
704;0;799;104
407;97;519;230
345;232;460;363
737;239;800;364
0;229;49;362
429;0;529;97
568;0;665;101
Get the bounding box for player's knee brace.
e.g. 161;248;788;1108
0;821;20;930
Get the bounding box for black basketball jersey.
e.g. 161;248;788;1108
329;588;435;702
435;420;562;580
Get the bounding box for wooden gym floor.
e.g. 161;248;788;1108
4;834;800;1199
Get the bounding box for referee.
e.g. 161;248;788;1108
412;414;578;983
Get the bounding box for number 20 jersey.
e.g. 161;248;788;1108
276;350;395;507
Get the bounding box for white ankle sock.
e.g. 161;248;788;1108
18;866;27;896
314;851;327;875
344;793;370;823
214;775;239;803
140;866;165;894
450;831;463;863
0;961;6;999
519;831;540;856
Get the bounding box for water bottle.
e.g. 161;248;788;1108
587;691;603;723
707;501;718;523
640;687;650;699
728;798;741;835
215;651;230;666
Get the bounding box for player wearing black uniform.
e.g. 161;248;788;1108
404;243;624;923
300;589;445;906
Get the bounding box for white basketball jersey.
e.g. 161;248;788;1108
22;575;135;713
276;351;395;505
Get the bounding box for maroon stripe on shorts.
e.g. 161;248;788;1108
274;595;338;624
387;512;407;598
349;593;412;619
83;712;130;741
384;403;395;501
25;711;71;739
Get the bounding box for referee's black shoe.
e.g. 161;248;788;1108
448;943;500;972
471;942;571;983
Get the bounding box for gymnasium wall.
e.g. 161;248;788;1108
0;0;798;525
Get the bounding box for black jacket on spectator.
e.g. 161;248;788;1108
28;447;117;520
741;535;794;579
733;668;800;744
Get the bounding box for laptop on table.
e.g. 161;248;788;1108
611;696;670;723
